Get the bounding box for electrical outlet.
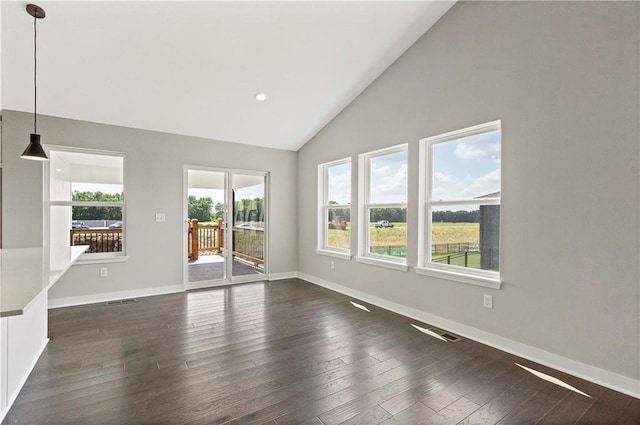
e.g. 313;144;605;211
155;213;166;222
483;294;493;309
100;267;108;278
331;260;335;270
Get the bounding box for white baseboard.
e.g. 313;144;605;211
1;338;49;423
268;272;298;281
297;272;640;399
48;285;185;309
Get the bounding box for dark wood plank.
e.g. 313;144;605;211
380;401;436;424
574;388;635;424
428;397;480;425
535;379;604;424
1;279;636;425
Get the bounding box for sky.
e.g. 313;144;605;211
327;129;501;209
327;162;351;205
369;150;408;204
431;129;501;201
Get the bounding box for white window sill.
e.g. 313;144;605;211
74;256;129;265
315;249;351;261
415;266;501;289
355;256;408;272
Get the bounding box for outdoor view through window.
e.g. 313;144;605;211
325;160;351;251
427;123;501;273
364;146;408;261
49;149;125;257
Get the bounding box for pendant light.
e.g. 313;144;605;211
21;4;48;161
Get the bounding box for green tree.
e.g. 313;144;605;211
327;200;350;222
188;196;214;222
432;210;479;223
234;197;264;223
370;207;406;223
213;202;225;220
72;191;123;220
72;191;123;202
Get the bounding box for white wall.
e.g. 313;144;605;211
297;2;639;386
1;110;298;300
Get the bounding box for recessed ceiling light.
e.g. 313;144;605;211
255;93;267;102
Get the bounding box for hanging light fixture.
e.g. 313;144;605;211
21;4;48;161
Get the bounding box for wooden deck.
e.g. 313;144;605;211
3;279;638;424
188;254;263;282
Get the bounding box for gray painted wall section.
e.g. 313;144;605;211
2;110;297;299
297;2;639;380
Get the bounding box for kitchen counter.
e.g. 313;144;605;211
1;246;87;317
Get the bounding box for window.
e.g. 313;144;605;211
317;158;351;258
417;121;501;287
357;144;408;270
47;147;126;261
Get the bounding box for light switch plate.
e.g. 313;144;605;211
483;294;493;309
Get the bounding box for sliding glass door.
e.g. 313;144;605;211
231;173;266;279
185;167;267;289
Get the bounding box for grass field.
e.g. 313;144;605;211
327;222;479;249
431;222;479;245
432;251;481;268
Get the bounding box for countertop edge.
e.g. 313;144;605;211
0;245;89;317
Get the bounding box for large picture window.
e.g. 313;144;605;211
47;147;126;261
317;158;351;258
357;144;408;270
418;121;501;287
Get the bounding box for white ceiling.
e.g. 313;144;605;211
2;1;454;151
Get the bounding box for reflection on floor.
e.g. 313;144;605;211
188;253;263;282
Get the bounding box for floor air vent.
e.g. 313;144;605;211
106;298;136;306
440;332;461;342
429;327;462;342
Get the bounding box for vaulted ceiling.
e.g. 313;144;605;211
2;1;454;151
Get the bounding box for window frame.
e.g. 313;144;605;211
316;157;352;260
357;143;408;271
45;145;127;264
417;120;501;288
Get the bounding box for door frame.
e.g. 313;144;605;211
183;165;269;290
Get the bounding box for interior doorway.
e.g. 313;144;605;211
184;167;267;289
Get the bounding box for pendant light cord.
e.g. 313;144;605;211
33;10;37;133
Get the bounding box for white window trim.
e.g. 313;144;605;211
355;255;408;271
317;157;352;256
417;120;501;287
75;255;129;265
314;249;352;261
357;143;408;270
44;145;127;263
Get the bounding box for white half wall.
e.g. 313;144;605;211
297;2;640;386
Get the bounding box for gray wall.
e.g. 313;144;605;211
2;110;298;299
297;2;639;380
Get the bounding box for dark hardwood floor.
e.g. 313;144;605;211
3;278;639;424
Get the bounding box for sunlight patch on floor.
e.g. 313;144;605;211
515;363;591;398
349;301;370;312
